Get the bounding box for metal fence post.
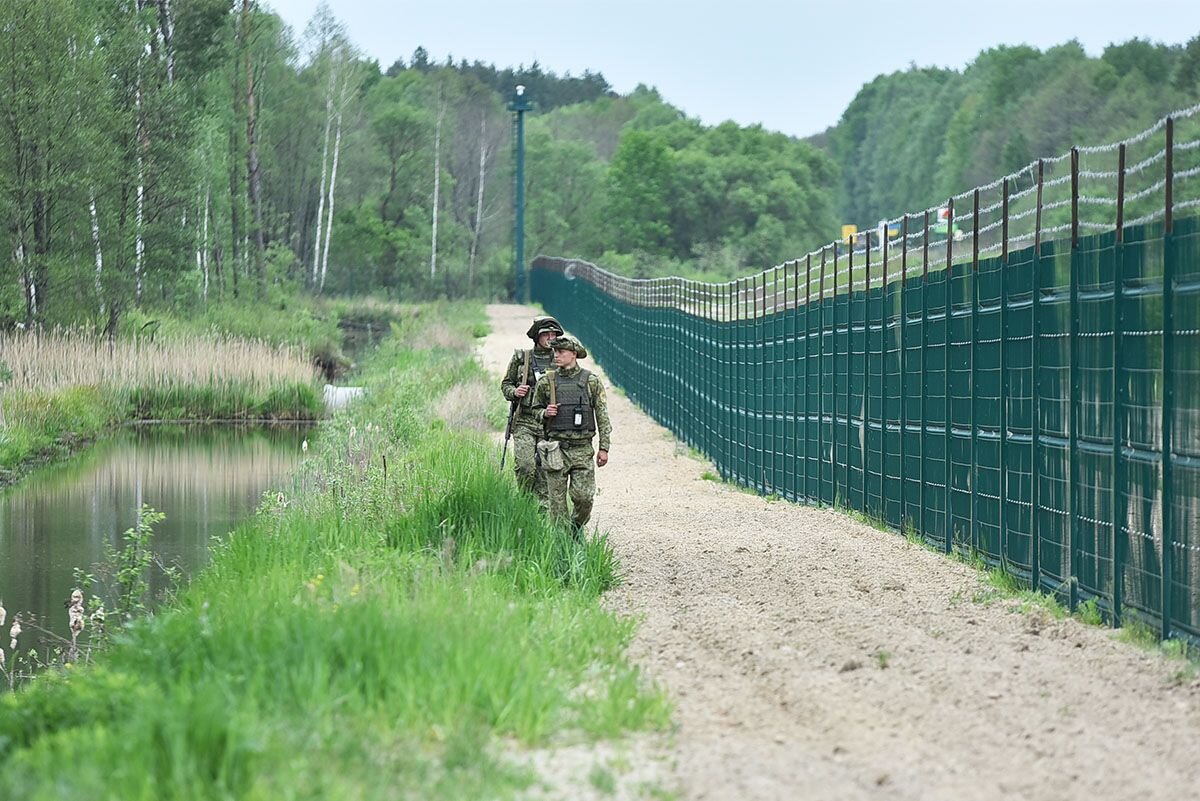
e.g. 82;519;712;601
793;258;802;502
755;271;763;491
921;210;930;541
971;188;981;555
1000;179;1010;566
832;242;840;505
804;253;812;503
1032;159;1045;591
865;230;875;517
945;196;955;553
878;227;888;522
1161;117;1176;639
1068;147;1081;610
848;238;856;509
846;238;854;508
881;227;890;524
1111;143;1127;627
820;248;828;505
899;217;908;530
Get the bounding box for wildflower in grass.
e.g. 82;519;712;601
9;616;20;651
0;646;5;669
0;601;6;628
302;439;308;453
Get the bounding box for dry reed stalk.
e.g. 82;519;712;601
0;329;318;394
67;589;85;662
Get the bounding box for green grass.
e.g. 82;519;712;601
0;387;123;478
0;301;670;799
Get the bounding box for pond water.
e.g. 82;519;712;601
0;424;306;654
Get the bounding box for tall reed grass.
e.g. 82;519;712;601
0;330;322;474
0;330;316;394
0;302;670;799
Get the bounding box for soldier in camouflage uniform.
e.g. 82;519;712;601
531;334;612;535
501;315;564;507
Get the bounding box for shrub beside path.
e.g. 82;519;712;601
483;304;1200;801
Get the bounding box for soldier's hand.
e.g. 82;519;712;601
544;403;558;417
596;450;608;467
515;384;529;398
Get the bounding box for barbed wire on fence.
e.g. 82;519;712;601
537;103;1200;321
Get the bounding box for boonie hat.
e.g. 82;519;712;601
549;334;588;359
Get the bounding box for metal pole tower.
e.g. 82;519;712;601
508;85;533;302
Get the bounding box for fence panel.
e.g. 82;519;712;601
529;108;1200;643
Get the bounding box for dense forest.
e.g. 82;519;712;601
3;1;1198;329
820;37;1200;228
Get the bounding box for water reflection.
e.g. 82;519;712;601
0;424;306;649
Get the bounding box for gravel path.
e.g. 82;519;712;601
482;304;1200;801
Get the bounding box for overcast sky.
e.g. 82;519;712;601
265;0;1200;138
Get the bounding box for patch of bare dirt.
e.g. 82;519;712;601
482;304;1200;801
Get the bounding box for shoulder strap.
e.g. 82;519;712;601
521;349;531;385
548;368;557;405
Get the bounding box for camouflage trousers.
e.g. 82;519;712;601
511;419;548;510
543;439;595;530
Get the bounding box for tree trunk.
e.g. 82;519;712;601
31;146;49;324
319;108;342;291
90;192;104;316
157;0;175;84
227;88;242;300
135;78;145;300
312;88;332;287
469;111;488;290
15;225;33;324
430;97;445;281
241;0;265;297
202;185;210;303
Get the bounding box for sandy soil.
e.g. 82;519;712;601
481;304;1200;801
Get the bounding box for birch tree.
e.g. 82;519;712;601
429;93;446;280
239;0;265;296
302;4;359;292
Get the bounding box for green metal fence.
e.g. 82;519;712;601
531;108;1200;642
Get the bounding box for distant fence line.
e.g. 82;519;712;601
531;104;1200;642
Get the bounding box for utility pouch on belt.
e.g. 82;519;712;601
536;440;564;472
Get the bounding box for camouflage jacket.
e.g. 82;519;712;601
501;346;554;419
531;365;612;452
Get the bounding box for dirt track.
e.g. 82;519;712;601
481;304;1200;801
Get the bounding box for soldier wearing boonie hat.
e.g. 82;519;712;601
530;334;611;537
500;315;564;507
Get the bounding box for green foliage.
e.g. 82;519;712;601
604;130;676;253
823;38;1200;228
1077;599;1104;627
1117;616;1161;649
104;506;168;623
